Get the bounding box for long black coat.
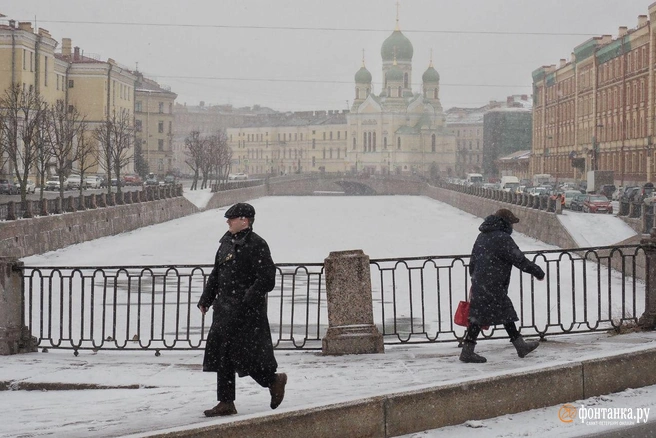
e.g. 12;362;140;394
198;228;277;377
468;215;545;327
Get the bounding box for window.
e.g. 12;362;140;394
44;57;48;86
397;137;401;150
68;79;74;88
168;121;172;134
312;156;316;167
135;101;142;112
330;132;333;140
312;139;316;149
323;132;326;140
431;134;436;152
353;138;356;150
159;102;164;113
158;121;164;133
384;137;387;149
404;72;408;88
158;139;164;151
135;120;142;132
23;49;26;70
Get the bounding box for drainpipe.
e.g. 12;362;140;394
10;20;16;86
34;33;41;95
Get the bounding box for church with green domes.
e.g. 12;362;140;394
348;19;456;176
226;19;456;177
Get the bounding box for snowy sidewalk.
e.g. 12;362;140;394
1;331;656;438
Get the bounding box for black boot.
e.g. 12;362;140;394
459;341;487;363
511;335;539;358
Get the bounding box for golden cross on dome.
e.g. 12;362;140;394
362;49;366;67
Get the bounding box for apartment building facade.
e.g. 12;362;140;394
531;6;656;187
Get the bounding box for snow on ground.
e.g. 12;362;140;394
558;208;637;248
12;195;655;437
181;185;214;209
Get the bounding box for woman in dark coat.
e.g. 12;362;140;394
460;208;545;363
198;203;287;416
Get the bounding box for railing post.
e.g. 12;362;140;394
639;234;656;329
39;198;48;216
322;249;384;355
0;258;37;355
6;201;16;220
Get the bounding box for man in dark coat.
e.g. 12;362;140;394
460;208;545;363
198;202;287;416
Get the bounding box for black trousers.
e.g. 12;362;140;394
216;356;276;402
464;321;520;343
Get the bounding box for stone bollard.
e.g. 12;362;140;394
108;192;116;206
40;198;48;216
0;258;37;355
322;250;384;355
639;232;656;329
556;198;563;214
22;200;34;218
97;193;106;208
66;196;77;212
6;201;16;220
54;197;62;214
90;193;97;209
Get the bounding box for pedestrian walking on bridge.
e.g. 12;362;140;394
460;208;545;363
198;202;287;416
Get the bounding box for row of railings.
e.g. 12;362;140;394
618;200;655;233
17;244;651;355
439;181;563;212
0;184;183;221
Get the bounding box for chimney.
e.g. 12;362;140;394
62;38;72;58
18;21;33;33
618;26;628;37
559;58;567;68
638;15;648;27
38;28;51;38
73;46;80;61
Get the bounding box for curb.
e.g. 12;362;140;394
139;347;656;438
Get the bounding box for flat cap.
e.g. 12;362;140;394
224;203;255;219
494;208;519;224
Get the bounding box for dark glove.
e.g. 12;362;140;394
532;265;545;281
243;288;259;306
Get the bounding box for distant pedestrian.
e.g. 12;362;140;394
460;208;545;363
198;202;287;416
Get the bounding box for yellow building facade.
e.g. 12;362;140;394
0;18;173;178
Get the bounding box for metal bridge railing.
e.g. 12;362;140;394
21;245;645;355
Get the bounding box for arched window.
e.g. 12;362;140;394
363;133;367;152
404;72;408;88
398;86;402;97
431;134;436;152
384;137;387;149
368;132;372;152
373;132;376;152
356;88;360;99
397;137;401;150
353;137;356;150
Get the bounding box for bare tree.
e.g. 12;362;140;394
33;114;53;202
0;83;48;203
74;121;96;207
45;100;85;201
184;130;206;191
95;109;133;195
205;130;231;190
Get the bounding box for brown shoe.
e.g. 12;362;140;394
203;401;237;417
269;373;287;409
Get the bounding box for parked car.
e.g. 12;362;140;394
85;175;102;189
163;175;177;185
44;178;63;191
66;174;85;189
144;173;159;186
123;174;143;186
611;186;624;201
0;178;19;195
620;186;640;203
14;179;36;194
228;173;248;181
598;184;616;199
528;186;549;197
569;193;587;211
583;194;613;214
563;190;583;209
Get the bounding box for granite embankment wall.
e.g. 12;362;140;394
3;197;199;259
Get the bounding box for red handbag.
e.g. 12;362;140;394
454;300;470;327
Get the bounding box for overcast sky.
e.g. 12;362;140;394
0;0;651;111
